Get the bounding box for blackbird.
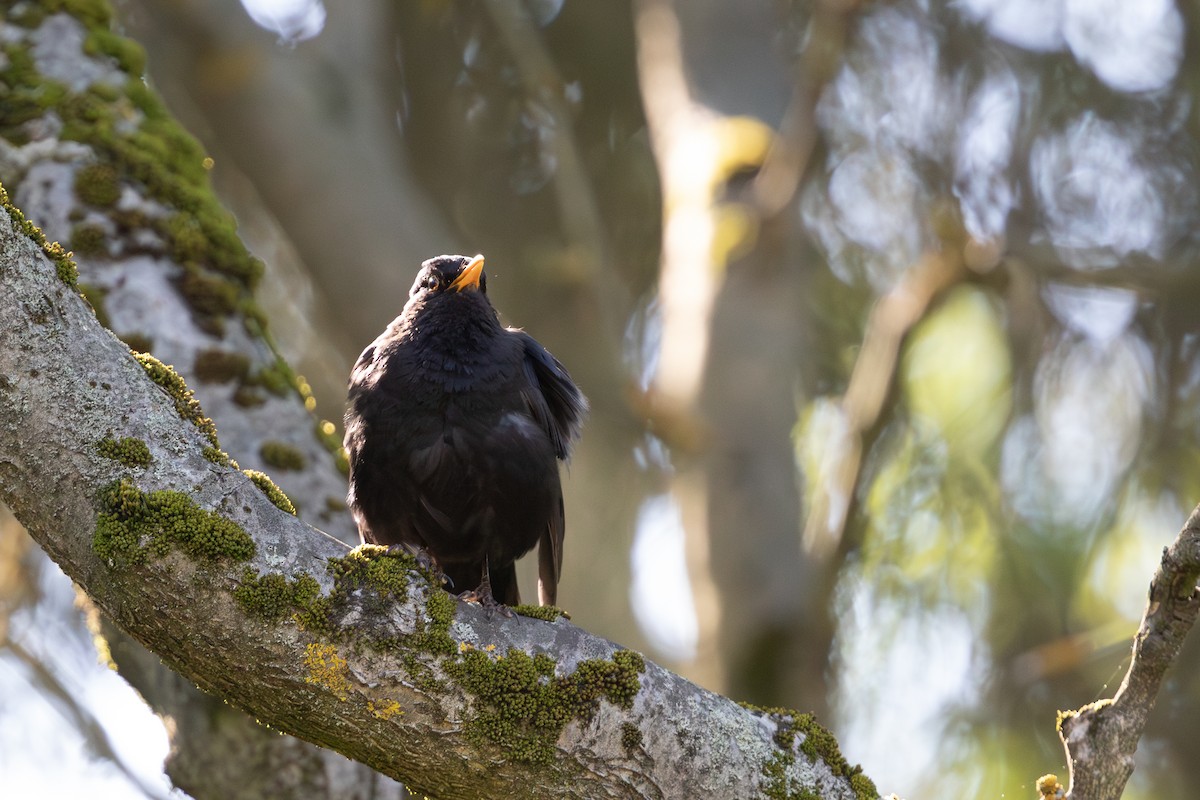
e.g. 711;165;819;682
344;254;586;607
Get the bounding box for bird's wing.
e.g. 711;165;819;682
515;331;588;461
514;331;584;607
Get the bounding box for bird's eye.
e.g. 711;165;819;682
424;275;440;291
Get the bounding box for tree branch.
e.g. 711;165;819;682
1058;503;1200;800
0;194;875;799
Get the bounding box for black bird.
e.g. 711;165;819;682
344;254;586;607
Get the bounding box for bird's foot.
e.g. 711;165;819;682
457;589;515;618
383;544;448;587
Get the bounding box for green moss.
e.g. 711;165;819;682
0;181;79;288
74;163;121;207
134;352;221;450
202;445;238;469
512;604;571;622
246;358;297;397
240;301;269;338
88;80;121;103
94;478;255;566
232;386;267;408
97;435;152;467
338;545;412;597
180;265;239;321
277;545;425;636
108;207;151;232
446;646;645;764
243;469;296;515
761;752;819;800
124;77;166;120
753;707;878;800
410;586;457;656
233;567;320;621
154;201;262;290
620;722;642;751
260;440;306;471
402;652;448;694
83;28;146;76
163;212;206;262
0;40;69;133
71;222;108;257
55;0;116;29
849;774;878;799
193;348;251;384
231;545;647;768
233;570;292;620
295;593;333;634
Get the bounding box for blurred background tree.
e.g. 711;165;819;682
2;0;1200;797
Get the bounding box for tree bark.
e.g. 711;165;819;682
0;198;873;798
1057;503;1200;800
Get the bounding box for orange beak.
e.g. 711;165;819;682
449;254;485;292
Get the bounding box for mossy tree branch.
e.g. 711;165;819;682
1056;503;1200;800
1;4;387;791
0;198;875;799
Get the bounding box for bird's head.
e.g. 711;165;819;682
398;253;502;339
408;254;488;300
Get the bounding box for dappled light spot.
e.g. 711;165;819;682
1031;116;1190;267
834;579;986;796
629;494;697;662
1043;284;1137;347
957;0;1066;52
954;68;1020;241
238;0;326;43
1064;0;1183;94
825;147;926;288
901;287;1012;460
1003;331;1152;529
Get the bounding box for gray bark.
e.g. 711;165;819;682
1058;502;1200;800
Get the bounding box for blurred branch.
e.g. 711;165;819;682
752;0;860;218
802;231;969;557
634;0;725;415
1057;502;1200;800
631;0;736;691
